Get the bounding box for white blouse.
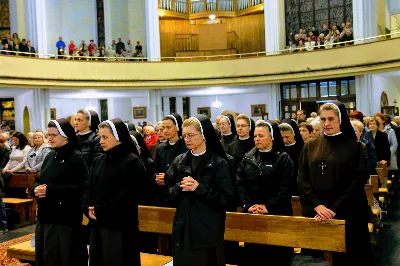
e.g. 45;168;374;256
4;145;31;172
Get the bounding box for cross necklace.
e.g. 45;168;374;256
319;146;334;176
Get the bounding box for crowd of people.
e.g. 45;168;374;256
0;33;36;56
286;22;354;52
0;100;391;265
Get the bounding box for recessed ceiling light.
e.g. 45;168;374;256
209;14;216;19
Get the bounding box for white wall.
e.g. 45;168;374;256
388;0;400;14
110;98;132;122
45;0;97;54
131;96;148;124
14;90;34;132
189;93;269;121
104;0;129;47
50;98;100;119
371;74;400;114
128;0;147;55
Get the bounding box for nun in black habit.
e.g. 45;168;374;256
227;114;255;164
298;101;374;265
279;118;304;196
219;114;238;151
83;118;145;266
165;114;235;266
32;119;89;266
236;120;294;266
74;109;103;171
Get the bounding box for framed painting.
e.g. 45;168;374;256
197;107;211;118
251;104;266;117
133;106;147;119
50;108;56;120
381;106;398;116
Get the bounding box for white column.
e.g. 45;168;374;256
353;0;378;43
163;97;170;117
265;84;281;120
32;88;50;131
145;0;161;60
128;0;147;54
355;74;373;116
264;0;283;55
148;90;162;123
35;0;49;56
24;0;38;48
176;97;183;117
9;0;26;39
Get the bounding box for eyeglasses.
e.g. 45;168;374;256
182;133;201;140
236;124;249;129
219;122;228;126
45;133;61;138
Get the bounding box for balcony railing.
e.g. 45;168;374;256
159;0;264;17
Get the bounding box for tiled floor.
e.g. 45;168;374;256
1;197;400;265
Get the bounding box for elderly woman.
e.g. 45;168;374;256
25;132;51;173
143;125;158;150
165;114;234;266
219;114;237;151
367;117;391;168
351;120;377;175
27;132;35;147
237;120;294;266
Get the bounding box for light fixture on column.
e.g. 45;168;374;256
212;96;222;109
86;99;96;111
209;14;216;20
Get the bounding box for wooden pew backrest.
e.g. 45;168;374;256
7;173;37;189
138;206;346;253
369;175;379;193
364;184;374;207
291;196;302;216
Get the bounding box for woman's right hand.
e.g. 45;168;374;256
314;205;335;220
155;173;166;185
379;160;387;165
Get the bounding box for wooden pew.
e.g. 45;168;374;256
365;184;377;245
3;198;35;228
8;206;346;264
291;196;302;217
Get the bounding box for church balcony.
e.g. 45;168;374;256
158;0;264;19
0;35;400;89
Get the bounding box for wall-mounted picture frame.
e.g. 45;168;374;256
197;107;211;118
251;104;266;117
381;106;399;116
133;106;147;119
50;108;57;120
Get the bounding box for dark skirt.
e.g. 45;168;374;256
35;221;84;266
241;243;293;266
89;226;140;266
173;219;225;266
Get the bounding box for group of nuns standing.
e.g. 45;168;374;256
30;99;374;266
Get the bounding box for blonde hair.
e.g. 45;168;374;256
33;131;48;144
236;114;250;125
254;120;272;135
351;120;364;132
182;117;201;132
319;103;340;117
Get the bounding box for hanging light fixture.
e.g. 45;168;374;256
212;96;222;109
86;99;96;111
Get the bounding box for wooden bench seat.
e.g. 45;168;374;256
3;198;35;228
7;240;237;265
7;206;346;264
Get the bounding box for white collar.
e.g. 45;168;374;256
239;136;250;140
222;132;233;136
169;140;176;145
258;148;272;153
160;140;167;143
78;130;92;136
324;131;342;136
285;141;296;146
191;149;206;156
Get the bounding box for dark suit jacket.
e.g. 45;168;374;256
27;47;36;57
0;146;11;171
371;130;391;166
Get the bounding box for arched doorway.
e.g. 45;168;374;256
23;106;30;135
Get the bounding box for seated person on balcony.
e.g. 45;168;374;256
305;37;315;51
56;36;66;55
116;38;125;55
286;41;296;53
307;31;316;41
341;29;354;46
26;41;36;57
88;40;97;54
25;132;51;174
1;43;11;55
315;35;325;49
126;40;133;57
324;33;335;49
135;41;142;53
68;40;76;55
105;46;117;60
133;48;144;59
79;40;88;53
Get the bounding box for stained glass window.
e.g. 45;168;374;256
285;0;353;38
96;0;105;47
0;0;10;38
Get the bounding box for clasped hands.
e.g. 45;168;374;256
314;205;336;222
34;184;47;198
248;204;268;214
88;206;97;220
180;176;199;191
155;173;166;185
